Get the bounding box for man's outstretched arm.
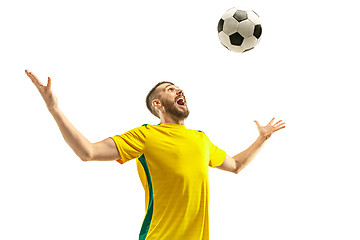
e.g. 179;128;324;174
25;70;120;162
216;118;285;174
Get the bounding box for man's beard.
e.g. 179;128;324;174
162;97;190;120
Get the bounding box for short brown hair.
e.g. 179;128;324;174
146;81;175;118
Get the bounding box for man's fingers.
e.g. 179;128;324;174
47;77;51;90
273;120;285;131
25;69;45;89
274;125;286;132
269;118;275;125
274;120;283;126
275;122;285;128
25;70;38;82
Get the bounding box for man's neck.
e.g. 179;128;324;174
160;115;185;125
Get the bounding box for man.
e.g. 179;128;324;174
25;70;285;240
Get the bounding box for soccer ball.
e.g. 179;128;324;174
217;8;262;53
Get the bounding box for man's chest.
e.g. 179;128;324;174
144;132;210;176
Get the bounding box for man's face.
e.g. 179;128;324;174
157;83;189;119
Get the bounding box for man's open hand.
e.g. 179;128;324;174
25;69;58;111
254;118;285;140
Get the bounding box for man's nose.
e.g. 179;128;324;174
177;89;184;95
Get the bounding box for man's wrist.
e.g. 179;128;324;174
48;105;60;114
258;134;268;142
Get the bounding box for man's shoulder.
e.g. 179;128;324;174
186;127;209;139
119;124;151;135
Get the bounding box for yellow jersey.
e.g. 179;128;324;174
110;123;226;240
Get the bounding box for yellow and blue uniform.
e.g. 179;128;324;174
110;123;226;240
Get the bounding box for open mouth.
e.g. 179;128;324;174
176;96;186;106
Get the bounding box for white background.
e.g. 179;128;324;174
1;0;359;239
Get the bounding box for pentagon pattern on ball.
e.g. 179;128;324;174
254;25;262;39
233;10;247;22
229;33;244;46
217;19;224;32
217;7;262;53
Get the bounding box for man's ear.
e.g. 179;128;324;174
152;99;163;117
152;99;162;109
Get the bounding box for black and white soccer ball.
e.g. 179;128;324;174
217;8;262;53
